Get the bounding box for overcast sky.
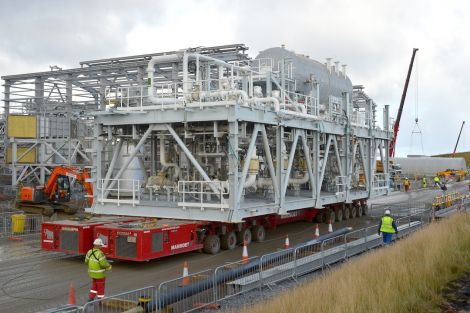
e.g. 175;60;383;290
1;0;469;157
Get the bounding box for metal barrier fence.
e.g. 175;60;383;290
82;286;156;313
0;211;44;239
157;268;215;313
41;305;82;313
43;204;469;313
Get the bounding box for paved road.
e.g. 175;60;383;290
0;181;467;312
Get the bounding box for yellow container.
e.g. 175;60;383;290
6;146;37;163
7;115;37;138
11;214;26;234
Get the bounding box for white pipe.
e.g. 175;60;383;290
288;171;309;186
159;136;180;181
248;97;280;112
183;53;251;94
283;102;307;114
244;174;257;188
257;177;273;188
278;109;320;120
244;147;258;188
147;54;185;105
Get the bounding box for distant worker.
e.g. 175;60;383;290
378;209;398;245
403;177;410;192
422;176;427;189
434;175;441;188
85;238;112;302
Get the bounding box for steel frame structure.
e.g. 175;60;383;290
1;44;248;187
2;44;392;223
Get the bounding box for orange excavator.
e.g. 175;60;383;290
17;166;93;216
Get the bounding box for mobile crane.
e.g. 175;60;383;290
17;166;93;216
389;48;419;157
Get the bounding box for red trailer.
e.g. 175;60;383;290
95;219;207;262
42;201;367;261
93;208;324;261
41;216;138;254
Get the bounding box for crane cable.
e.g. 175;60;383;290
410;54;424;155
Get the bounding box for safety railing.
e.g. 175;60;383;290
40;305;82;313
335;175;347;198
82;286;156;313
372;173;389;195
157;269;215;313
0;212;44;239
177;180;229;211
350;109;370;128
97;179;141;207
281;90;319;118
213;257;261;302
260;249;296;287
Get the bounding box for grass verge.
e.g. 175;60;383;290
238;213;470;313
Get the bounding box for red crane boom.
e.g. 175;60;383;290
389;48;419;157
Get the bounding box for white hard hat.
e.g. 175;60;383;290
385;209;391;215
93;238;104;246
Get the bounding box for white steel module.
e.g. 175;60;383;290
1;45;392;223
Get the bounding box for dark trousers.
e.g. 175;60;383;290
382;232;393;244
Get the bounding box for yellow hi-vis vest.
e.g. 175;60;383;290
85;248;110;279
434;176;440;182
380;216;396;233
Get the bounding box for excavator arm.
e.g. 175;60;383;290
43;166;93;205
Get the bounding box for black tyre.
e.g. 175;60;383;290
237;228;252;245
350;205;357;219
356;204;363;217
221;231;237;250
335;208;343;222
315;211;325;223
203;235;221;254
362;204;369;215
252;225;266;242
343;206;350;220
326;209;335;224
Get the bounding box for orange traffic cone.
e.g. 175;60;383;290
182;261;190;285
314;224;320;238
242;241;249;264
68;282;76;305
284;235;290;249
328;220;333;233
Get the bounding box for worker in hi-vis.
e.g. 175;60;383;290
434;175;440;187
422;176;427;189
403;178;410;192
85;238;112;301
378;209;398;245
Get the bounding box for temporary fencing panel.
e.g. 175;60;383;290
82;286;156;313
157;269;215;313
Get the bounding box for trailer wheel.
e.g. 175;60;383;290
203;235;221;254
252;225;266;242
326;209;335;224
221;231;237;250
356;204;363;217
362;204;369;215
335;208;343;222
315;211;325;223
237;228;252;245
350;205;357;219
343;206;350;220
